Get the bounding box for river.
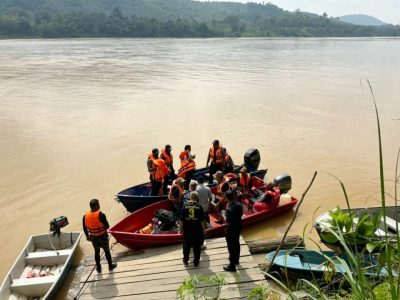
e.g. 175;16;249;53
0;37;399;294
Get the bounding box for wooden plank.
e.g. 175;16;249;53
74;236;265;300
247;235;304;254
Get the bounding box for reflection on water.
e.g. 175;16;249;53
0;38;400;284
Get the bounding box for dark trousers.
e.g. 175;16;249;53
226;232;241;267
209;163;223;184
183;235;202;265
91;234;113;268
150;178;162;196
163;171;176;194
184;170;195;190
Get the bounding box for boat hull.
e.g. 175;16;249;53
109;194;297;249
117;167;267;212
0;231;82;300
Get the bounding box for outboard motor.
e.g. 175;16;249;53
243;148;261;172
274;173;292;194
49;216;69;237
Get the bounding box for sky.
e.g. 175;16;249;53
227;0;400;25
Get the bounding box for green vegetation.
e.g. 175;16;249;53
0;0;399;38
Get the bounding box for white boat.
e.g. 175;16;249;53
0;231;82;300
314;206;400;251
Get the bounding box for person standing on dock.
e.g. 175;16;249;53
83;199;117;273
179;192;205;267
178;145;196;190
160;144;175;194
206;140;224;184
223;190;243;272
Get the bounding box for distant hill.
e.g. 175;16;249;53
339;14;387;26
0;0;399;38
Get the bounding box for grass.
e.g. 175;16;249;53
177;81;399;299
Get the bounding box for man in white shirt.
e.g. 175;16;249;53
196;175;212;249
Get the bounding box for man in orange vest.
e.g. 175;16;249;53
206;140;224;184
83;199;117;273
178;145;196;190
160;144;175;194
222;147;235;173
147;148;168;196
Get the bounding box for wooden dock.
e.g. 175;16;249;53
73;236;267;299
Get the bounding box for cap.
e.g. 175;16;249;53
215;171;224;178
175;177;185;185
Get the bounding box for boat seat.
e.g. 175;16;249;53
382;216;399;233
10;275;56;297
25;249;72;266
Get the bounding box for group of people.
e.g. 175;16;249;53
82;140;280;274
176;175;243;272
147;140;235;195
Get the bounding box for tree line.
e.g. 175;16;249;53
1;7;399;38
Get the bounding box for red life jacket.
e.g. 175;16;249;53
85;210;107;237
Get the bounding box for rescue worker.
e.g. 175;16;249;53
215;171;230;211
222;147;235;173
237;166;253;198
168;177;185;217
179;191;205;267
178;145;196;190
206;140;224;184
223;190;243;272
82;199;117;273
254;182;281;212
160;144;175;194
147;148;168;196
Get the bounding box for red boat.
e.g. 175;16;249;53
109;175;298;249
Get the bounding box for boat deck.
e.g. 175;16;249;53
73;236;267;299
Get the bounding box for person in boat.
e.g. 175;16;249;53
160;144;175;194
147;148;169;196
178;145;196;190
196;175;212;224
168;177;185;217
184;180;198;200
206;140;224;184
253;182;281;212
214;171;230;211
222;147;235;173
236;166;253;200
179;191;205;268
82;199;117;273
223;190;243;272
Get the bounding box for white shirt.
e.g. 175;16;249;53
196;183;212;212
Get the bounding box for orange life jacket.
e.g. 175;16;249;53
209;146;223;164
85;210;107;237
148;154;167;181
178;151;196;178
239;173;251;193
160;149;173;168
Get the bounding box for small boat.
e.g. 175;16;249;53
0;231;82;300
265;248;390;280
109;183;297;249
116;148;268;212
314;206;400;251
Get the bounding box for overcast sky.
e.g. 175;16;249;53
227;0;400;25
